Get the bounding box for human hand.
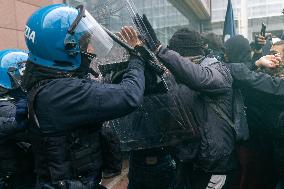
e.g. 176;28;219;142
255;54;281;69
254;33;272;51
118;26;143;48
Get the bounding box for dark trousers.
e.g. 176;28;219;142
229;143;276;189
174;161;233;189
276;180;284;189
127;150;176;189
0;177;34;189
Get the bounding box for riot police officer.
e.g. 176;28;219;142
0;49;35;189
23;4;145;189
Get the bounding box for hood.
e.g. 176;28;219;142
224;35;251;63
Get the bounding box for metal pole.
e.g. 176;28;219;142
239;0;248;38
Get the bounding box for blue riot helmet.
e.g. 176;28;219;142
25;4;128;72
0;49;28;90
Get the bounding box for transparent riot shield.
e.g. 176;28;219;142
78;1;200;151
107;75;200;151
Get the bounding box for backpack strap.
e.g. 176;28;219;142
207;102;235;130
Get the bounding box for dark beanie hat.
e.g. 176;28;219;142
169;28;205;56
224;35;251;63
202;32;224;52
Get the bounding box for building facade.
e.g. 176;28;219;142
0;0;211;49
0;0;64;50
205;0;284;41
67;0;211;45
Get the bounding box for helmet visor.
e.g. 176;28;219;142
74;9;129;66
7;62;26;89
75;10;113;57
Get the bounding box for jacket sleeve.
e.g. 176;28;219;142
0;117;19;139
251;52;262;70
157;47;231;94
0;101;23;139
43;57;145;128
229;63;284;96
89;57;146;121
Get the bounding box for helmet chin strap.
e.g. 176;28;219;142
83;51;99;78
78;51;99;78
81;51;96;60
89;67;99;78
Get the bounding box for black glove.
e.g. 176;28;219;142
142;14;160;51
134;14;161;52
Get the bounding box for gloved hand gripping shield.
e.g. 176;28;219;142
92;0;168;92
86;1;200;150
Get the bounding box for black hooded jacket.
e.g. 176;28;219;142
228;63;284;176
225;35;275;148
157;47;236;173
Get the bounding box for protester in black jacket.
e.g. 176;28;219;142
117;27;200;189
227;40;284;189
159;29;236;189
122;26;236;189
224;35;276;189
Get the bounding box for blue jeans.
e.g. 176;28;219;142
128;150;176;189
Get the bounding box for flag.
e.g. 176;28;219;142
223;0;236;42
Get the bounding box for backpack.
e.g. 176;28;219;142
207;89;249;142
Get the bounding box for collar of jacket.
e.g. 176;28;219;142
200;57;219;67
